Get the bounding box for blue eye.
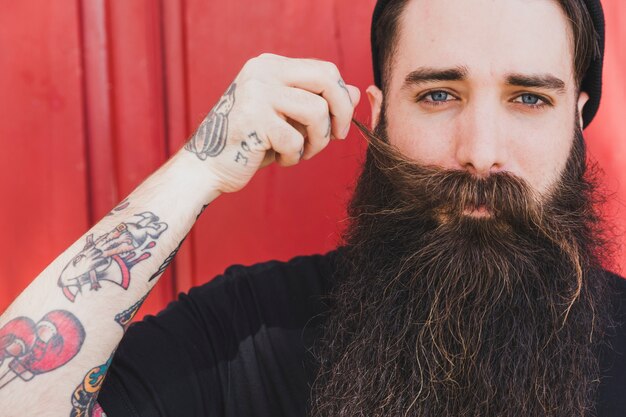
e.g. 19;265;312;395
428;91;450;102
418;90;455;106
520;94;540;105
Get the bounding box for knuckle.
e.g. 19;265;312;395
258;52;277;60
241;54;282;82
317;133;332;149
285;134;304;154
242;54;273;76
272;127;301;152
242;57;260;73
239;78;265;99
312;96;330;122
324;61;340;77
285;133;304;154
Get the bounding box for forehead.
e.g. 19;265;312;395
391;0;575;87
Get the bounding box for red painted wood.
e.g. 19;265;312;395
0;0;89;311
103;0;174;317
80;0;117;222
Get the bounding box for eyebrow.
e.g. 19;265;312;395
402;66;468;89
402;67;567;94
505;73;566;93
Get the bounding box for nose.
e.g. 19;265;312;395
453;98;508;177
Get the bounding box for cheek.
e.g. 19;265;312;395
384;105;459;167
508;126;573;196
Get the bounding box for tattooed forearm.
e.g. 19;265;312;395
0;310;85;390
106;199;130;217
149;202;209;281
70;294;147;416
185;83;237;160
114;294;148;330
148;238;185;282
58;212;168;302
70;357;111;417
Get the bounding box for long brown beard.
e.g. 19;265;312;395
310;115;616;417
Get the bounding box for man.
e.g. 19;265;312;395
0;0;624;416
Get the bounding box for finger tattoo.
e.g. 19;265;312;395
234;151;249;166
338;79;352;105
248;131;263;146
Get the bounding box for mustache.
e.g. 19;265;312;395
350;119;542;226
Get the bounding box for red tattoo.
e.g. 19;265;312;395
58;212;168;301
0;310;85;389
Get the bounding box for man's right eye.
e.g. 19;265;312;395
429;91;450;101
417;90;457;106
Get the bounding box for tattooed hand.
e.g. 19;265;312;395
185;53;361;194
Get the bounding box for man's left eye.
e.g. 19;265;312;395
515;93;545;106
424;91;453;102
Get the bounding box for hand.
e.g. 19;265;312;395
184;53;361;194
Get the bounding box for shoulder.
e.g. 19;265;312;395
601;268;626;289
599;268;626;313
596;268;626;331
122;248;343;347
206;248;341;297
185;248;342;328
595;268;626;362
594;269;626;414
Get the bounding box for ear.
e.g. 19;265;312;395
577;91;590;128
366;85;384;130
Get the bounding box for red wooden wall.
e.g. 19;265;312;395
0;0;625;319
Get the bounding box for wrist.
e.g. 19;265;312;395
160;150;223;206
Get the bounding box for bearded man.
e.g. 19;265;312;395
0;0;624;416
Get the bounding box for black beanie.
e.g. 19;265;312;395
371;0;605;128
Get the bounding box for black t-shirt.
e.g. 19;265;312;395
98;250;626;417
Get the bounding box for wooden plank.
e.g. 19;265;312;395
104;0;174;317
0;0;89;311
80;0;118;221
